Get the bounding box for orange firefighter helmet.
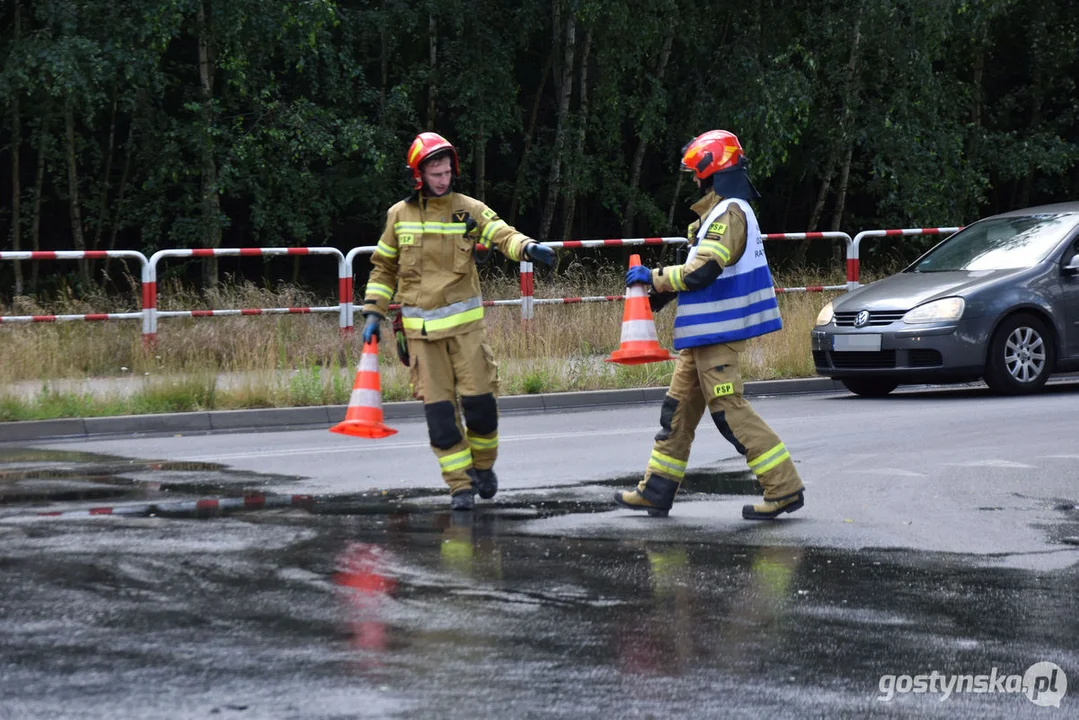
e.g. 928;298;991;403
406;132;460;190
680;130;745;180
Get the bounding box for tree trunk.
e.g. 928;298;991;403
93;90;118;253
829;13;861;233
426;10;438;130
508;48;553;223
538;11;576;241
560;28;592;241
31;123;46;291
198;1;221;287
64;98;89;285
474;136;486;201
621;31;674;236
10;1;23;295
662;171;685;264
379;2;388;118
830;143;854;231
106;119;136;282
806;155;836;232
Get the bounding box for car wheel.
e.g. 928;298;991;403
983;313;1054;395
840;378;899;397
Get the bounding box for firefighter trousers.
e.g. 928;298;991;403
409;326;500;494
641;340;803;503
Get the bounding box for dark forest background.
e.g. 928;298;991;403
2;0;1077;294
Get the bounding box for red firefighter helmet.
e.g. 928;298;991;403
680;130;745;180
406;132;459;190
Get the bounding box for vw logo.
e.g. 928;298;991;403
854;310;870;328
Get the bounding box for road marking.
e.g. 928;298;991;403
944;459;1035;469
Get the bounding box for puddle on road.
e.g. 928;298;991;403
600;464;761;496
0;448;305;510
2;504;1077;720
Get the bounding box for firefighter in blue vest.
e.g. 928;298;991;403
614;130;805;520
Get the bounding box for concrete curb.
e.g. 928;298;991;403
0;377;843;443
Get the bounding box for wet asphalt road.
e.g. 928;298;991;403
2;384;1079;718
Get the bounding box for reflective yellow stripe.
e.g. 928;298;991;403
481;220;506;245
669;266;686;291
439;448;473;473
467;433;499;450
402;317;424;331
365;282;394;301
375;241;398;258
648;450;687;479
423;306;484;332
748;442;791;476
700;241;731;263
394;221;467;235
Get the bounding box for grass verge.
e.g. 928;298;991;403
0;269;846;422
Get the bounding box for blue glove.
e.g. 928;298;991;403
525;242;556;267
362;312;382;343
626;265;653;287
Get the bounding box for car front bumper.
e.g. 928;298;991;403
811;323;985;381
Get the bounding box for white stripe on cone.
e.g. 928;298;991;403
349;388;383;409
620;319;659;342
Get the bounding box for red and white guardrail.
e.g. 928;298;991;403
145;247;348;344
0;250;148;329
848;227;962;289
2;227;965;338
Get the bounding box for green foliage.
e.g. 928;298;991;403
1;0;1077;289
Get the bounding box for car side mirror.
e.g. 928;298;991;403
1064;253;1079;276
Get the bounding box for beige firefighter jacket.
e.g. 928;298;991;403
650;190;749;293
362;191;534;341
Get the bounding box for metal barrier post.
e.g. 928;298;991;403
849;227;963;289
519;260;534;322
758;232;854;293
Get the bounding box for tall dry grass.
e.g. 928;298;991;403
0;267;846;420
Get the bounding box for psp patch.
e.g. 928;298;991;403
708;222;727;235
713;382;734;397
399;234;415;245
481;208;497;220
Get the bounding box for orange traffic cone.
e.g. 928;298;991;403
606;254;674;365
330;337;398;438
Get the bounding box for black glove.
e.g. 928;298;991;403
362;312;382;343
391;312;410;366
524;242;556;267
649;290;676;313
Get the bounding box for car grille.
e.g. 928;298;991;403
814;349;944;370
834;310;907;327
829;351;897;369
908;349;943;367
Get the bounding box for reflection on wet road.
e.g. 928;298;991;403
1;451;1077;718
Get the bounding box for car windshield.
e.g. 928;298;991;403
908;214;1078;272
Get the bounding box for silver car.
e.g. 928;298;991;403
812;202;1079;396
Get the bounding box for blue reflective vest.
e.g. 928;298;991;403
672;198;782;350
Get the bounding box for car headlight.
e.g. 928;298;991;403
902;297;965;324
815;302;834;326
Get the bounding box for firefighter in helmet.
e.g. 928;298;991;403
361;132;556;510
614;130;805;520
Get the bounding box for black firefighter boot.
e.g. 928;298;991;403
471;468;498;500
742;490;804;520
613;474;680;518
450;488;476;511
